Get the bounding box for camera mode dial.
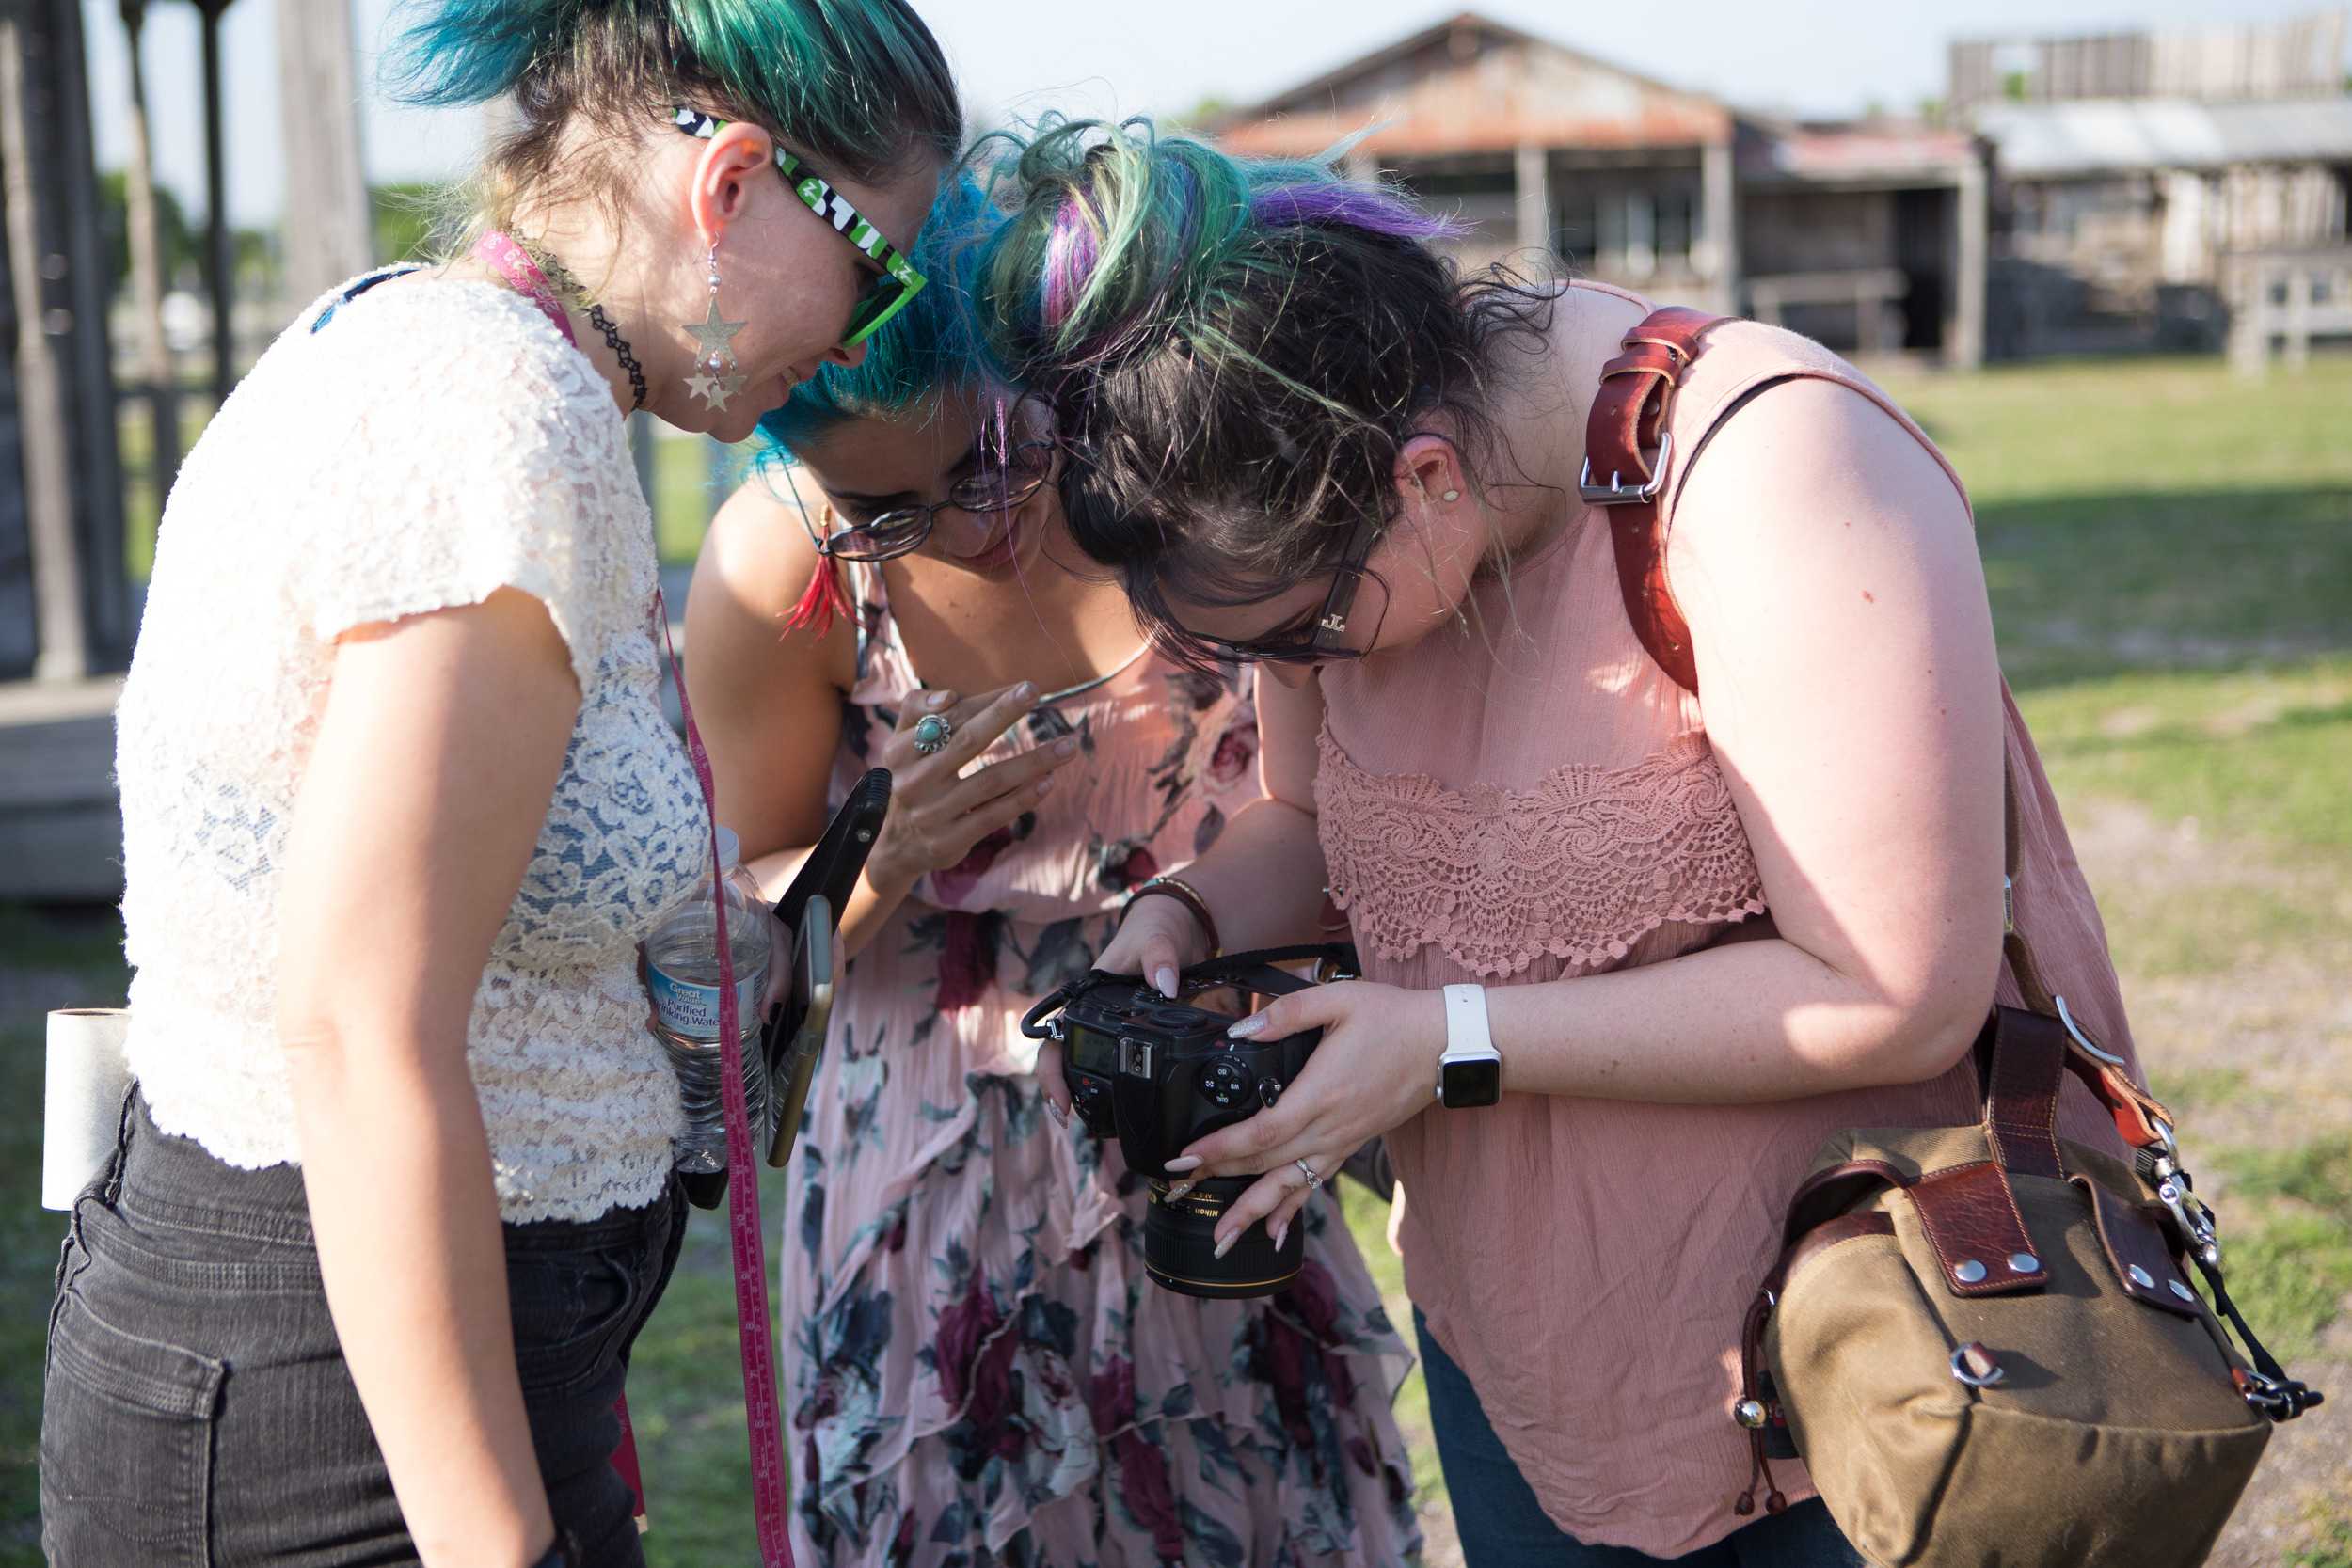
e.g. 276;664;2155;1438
1199;1057;1252;1109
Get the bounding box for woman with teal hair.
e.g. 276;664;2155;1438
683;180;1422;1568
42;2;956;1564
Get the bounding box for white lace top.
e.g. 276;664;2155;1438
117;275;706;1222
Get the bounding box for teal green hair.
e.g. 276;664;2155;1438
757;173;999;459
388;0;961;184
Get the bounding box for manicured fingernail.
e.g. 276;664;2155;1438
1045;1098;1067;1126
1213;1232;1235;1259
1154;965;1180;999
926;690;952;708
1271;1219;1289;1252
1228;1012;1269;1039
1013;682;1036;700
1164;1156;1203;1173
1054;736;1080;758
1035;778;1054;798
1165;1180;1197;1204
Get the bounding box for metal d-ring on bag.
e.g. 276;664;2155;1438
1581;308;2321;1568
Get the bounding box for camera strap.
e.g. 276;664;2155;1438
1182;943;1359;999
656;586;795;1568
1022;943;1359;1040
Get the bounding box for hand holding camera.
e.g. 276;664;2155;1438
866;684;1080;894
1023;946;1393;1297
1161;977;1445;1266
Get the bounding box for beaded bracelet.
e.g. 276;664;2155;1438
1120;875;1221;961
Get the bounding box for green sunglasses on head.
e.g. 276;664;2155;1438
672;107;928;350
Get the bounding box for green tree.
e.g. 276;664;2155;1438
96;169;199;295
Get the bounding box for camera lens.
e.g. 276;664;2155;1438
1143;1176;1304;1299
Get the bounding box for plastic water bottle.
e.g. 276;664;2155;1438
644;825;770;1177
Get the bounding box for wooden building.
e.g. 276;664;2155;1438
1955;13;2352;361
1214;12;1990;366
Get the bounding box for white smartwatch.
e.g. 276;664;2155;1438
1437;983;1502;1108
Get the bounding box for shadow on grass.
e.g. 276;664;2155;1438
1980;485;2352;691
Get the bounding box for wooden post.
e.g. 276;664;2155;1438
1515;143;1552;270
119;0;182;507
2283;264;2312;372
1952;151;1988;370
198;0;234;404
277;0;373;301
1701;135;1739;316
0;0;129;678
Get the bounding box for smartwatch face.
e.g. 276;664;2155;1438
1441;1054;1502;1109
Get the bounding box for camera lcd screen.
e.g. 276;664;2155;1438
1068;1022;1119;1076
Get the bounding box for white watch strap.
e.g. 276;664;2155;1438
1440;983;1493;1061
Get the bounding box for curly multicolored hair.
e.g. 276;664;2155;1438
971;116;1557;654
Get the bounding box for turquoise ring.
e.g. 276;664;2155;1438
912;713;954;755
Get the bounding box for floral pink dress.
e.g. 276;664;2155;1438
779;562;1422;1568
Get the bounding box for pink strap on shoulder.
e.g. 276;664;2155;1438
471;231;579;349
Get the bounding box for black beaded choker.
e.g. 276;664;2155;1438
519;240;649;413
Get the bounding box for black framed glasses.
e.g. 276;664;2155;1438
1166;512;1391;667
671;108;928;349
818;441;1057;562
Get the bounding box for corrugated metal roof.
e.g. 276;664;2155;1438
1977;98;2352;176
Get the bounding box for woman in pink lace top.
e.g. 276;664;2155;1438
972;122;2151;1565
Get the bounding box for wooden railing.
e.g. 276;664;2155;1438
2227;247;2352;374
1743;268;1911;355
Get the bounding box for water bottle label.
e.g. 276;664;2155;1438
647;964;764;1039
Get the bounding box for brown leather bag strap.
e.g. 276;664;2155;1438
1581;306;1722;692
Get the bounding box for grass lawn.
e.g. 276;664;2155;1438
34;350;2352;1565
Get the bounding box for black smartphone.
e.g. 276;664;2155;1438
765;895;836;1169
683;772;888;1212
772;768;891;938
760;768;887;1091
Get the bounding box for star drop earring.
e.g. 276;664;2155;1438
683;244;748;411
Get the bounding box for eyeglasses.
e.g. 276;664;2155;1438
1165;512;1391;667
671;108;928;349
818;440;1057;562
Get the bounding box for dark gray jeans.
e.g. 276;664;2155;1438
40;1091;686;1567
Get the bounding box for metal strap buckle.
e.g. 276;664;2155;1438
1578;430;1673;507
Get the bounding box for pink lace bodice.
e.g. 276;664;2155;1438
1317;726;1764;979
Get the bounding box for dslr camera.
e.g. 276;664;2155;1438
1022;945;1356;1298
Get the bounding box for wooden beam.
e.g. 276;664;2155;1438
119;0;183;507
1953;152;1987;370
199;0;234;404
1;0;130;679
1515;142;1552;268
277;0;373;300
1701;136;1739;315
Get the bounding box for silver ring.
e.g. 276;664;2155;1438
1294;1158;1323;1191
911;713;953;755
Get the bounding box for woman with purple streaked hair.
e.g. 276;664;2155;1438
975;117;2149;1568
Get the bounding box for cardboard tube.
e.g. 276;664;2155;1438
43;1008;132;1210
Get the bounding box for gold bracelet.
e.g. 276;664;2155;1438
1120;875;1221;960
